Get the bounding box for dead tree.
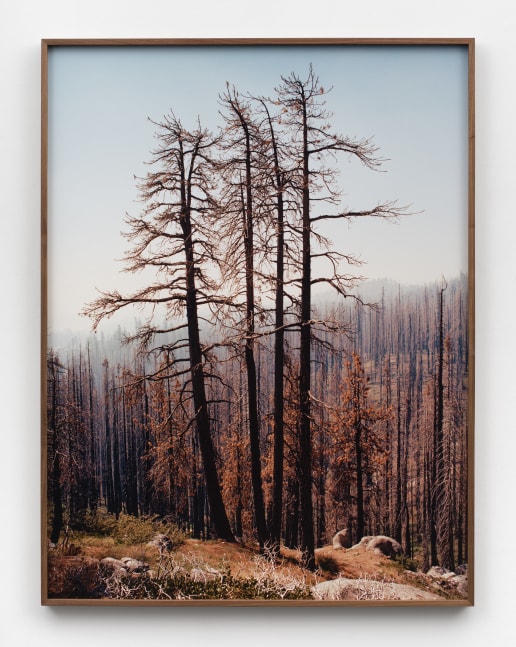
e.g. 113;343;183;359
274;65;406;569
47;350;64;544
254;95;292;552
217;85;268;548
83;115;235;542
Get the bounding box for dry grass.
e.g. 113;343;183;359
54;535;400;585
316;545;401;581
47;533;466;600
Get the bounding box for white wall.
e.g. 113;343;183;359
1;1;515;645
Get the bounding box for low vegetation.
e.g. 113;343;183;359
47;510;466;601
48;513;314;600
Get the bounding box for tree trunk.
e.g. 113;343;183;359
242;126;267;549
270;120;285;551
355;421;365;541
181;198;235;542
102;361;115;515
298;108;316;570
49;355;63;545
86;344;98;512
394;369;402;543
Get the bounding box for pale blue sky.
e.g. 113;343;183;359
47;44;469;335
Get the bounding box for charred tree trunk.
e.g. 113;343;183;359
102;361;115;515
86;344;98;512
141;367;152;516
433;280;455;568
241;128;268;550
298;104;316;570
394;368;403;544
48;354;63;545
181;182;235;542
111;378;122;520
122;385;139;517
284;477;300;549
355;420;365;541
270;118;286;553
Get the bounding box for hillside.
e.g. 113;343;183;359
47;529;467;602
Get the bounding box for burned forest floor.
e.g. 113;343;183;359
46;514;469;602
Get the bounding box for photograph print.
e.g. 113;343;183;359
42;39;474;605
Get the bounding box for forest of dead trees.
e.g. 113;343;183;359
46;65;469;574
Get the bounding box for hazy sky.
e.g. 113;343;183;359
47;44;469;336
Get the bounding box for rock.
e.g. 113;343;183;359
455;564;468;576
349;536;373;550
424;566;468;597
427;566;454;579
332;529;352;550
346;535;403;557
120;557;149;573
449;575;468;596
312;577;443;601
365;536;403;558
99;557;128;575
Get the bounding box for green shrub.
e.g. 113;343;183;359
111;515;157;544
112;515;186;547
70;509;118;536
393;554;420;572
66;509;185;548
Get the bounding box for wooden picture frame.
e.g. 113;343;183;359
42;38;474;606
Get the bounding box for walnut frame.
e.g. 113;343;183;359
41;38;475;607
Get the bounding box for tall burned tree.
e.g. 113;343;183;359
217;86;268;548
275;66;405;568
329;352;389;541
100;359;122;519
217;86;301;549
47;350;64;544
433;278;456;570
85;342;99;512
255;95;292;552
47;347;97;535
83;115;234;542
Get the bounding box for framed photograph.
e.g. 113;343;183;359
41;38;474;606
